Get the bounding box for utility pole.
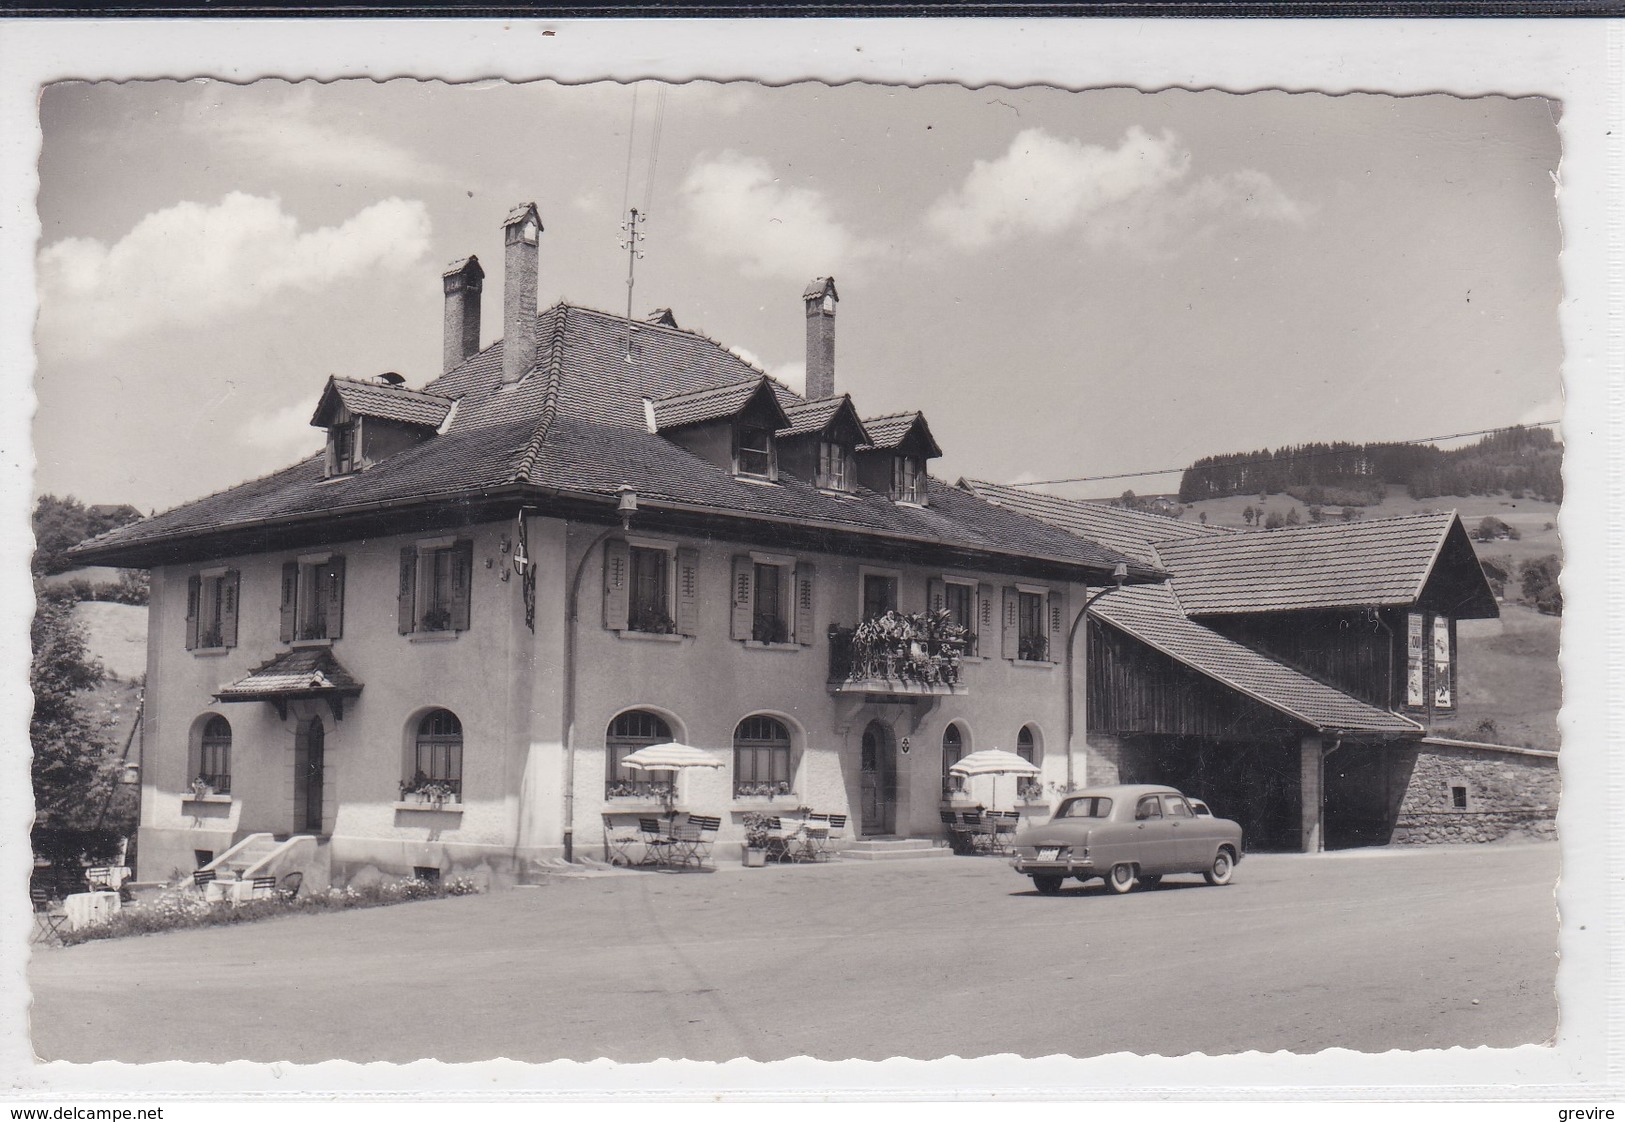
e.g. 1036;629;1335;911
619;207;645;360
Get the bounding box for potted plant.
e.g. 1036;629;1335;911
740;812;772;867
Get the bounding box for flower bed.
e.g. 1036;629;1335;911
52;876;482;947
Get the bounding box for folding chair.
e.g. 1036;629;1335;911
804;813;830;861
191;868;217;890
278;871;303;901
30;885;68;944
991;811;1021;855
764;817;800;863
638;817;674;867
960;810;993;854
603;814;643;867
671;814;721;869
824;814;847;860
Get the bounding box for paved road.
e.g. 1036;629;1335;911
29;842;1557;1063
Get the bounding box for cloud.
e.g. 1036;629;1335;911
183;87;448;184
1519;389;1564;441
238;400;323;456
680;152;874;280
926;126;1307;254
729;345;806;395
38;193;431;358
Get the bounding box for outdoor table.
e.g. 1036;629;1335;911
61;890;119;931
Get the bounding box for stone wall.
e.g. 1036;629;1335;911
1391;740;1558;845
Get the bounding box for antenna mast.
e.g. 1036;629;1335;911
619;207;645;360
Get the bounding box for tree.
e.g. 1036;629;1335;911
30;587;132;835
1285;506;1302;526
1264;510;1285;529
1476;516;1509;542
32;494;143;575
1518;555;1563;615
1198;511;1208;525
1242;505;1256;526
1308;505;1324;523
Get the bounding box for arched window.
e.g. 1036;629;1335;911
1016;725;1037;764
406;709;463;800
941;723;966;798
605;710;673;799
1016;725;1041;799
197;715;231;794
734;715;792;798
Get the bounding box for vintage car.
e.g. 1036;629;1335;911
1010;784;1244;895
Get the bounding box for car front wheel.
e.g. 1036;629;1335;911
1032;875;1063;895
1107;863;1137;894
1203;848;1234;886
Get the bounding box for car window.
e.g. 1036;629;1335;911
1162;795;1192;818
1135;796;1162;820
1059;797;1113;818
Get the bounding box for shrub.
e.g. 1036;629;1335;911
55;875;482;946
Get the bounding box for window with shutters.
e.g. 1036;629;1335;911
605;710;675;799
296;557;346;641
731;553;812;647
628;545;676;634
733;715;794;798
861;571;898;621
397;539;473;637
328;420;359;476
185;569;239;652
606;538;697;638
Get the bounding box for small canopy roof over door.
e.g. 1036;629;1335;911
215;647;363;722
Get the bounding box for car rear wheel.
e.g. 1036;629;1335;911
1107;863;1137;894
1032;875;1063;895
1203;848;1234;886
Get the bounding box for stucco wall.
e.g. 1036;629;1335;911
138;511;1095;881
1390;741;1558;844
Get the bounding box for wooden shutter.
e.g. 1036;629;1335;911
603;538;630;631
794;561;816;645
325;556;346;639
279;561;299;643
675;547;700;636
221;570;240;649
927;577;945;614
397;548;417;635
185;574;201;650
730;555;754;640
1001;586;1019;660
1048;589;1066;663
450;541;473;632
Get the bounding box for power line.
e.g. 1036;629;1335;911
1007;420;1563;490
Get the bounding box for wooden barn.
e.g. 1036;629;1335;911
963;483;1525;851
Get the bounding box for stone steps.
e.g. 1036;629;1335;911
840;837;952;861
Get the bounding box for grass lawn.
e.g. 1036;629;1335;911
1445;604;1562;751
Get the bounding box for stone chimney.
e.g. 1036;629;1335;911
502;203;543;385
441;256;484;373
803;276;838;401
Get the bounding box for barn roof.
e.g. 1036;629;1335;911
959;480;1225;566
1091;583;1422;737
1150;511;1496;617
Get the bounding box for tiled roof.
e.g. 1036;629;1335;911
215;648;363;702
960;480;1225;566
648;379;777;431
323;378;454;429
1092;583;1421;736
70;299;1155;582
780;396;863;439
857;412;921;450
1150;512;1458;615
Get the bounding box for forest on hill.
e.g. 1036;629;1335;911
1176;425;1562;507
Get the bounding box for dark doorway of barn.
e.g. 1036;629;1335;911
1123;735;1302;852
1323;742;1400;849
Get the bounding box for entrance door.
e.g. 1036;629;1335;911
294;719;325;834
860;721;897;836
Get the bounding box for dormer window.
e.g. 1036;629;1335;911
893;455;927;504
735;424;778;480
817;440;855;492
329;420;359;477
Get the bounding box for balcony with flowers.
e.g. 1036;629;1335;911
827;610;969;696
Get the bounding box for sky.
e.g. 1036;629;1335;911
31;79;1563;513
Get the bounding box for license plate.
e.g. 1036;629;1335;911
1037;847;1061;861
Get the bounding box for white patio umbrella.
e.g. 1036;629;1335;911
619;743;727;809
949;748;1041;810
